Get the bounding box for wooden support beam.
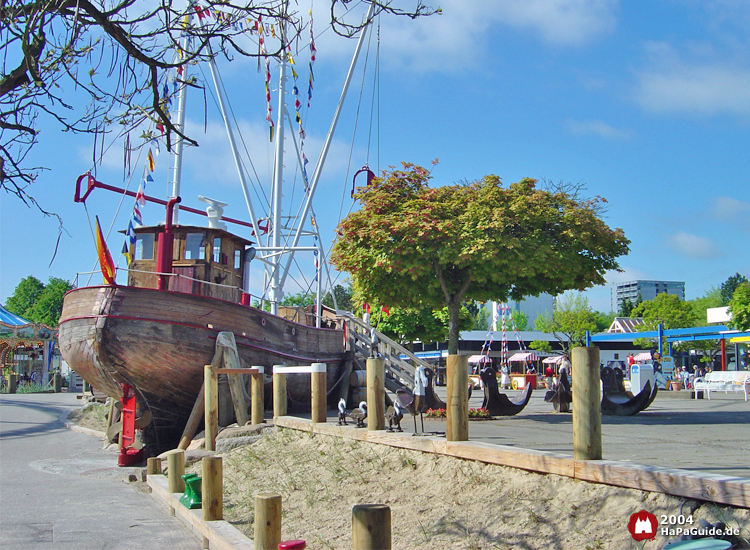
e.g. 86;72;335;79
572;346;602;460
311;363;327;424
255;493;282;550
202;456;223;521
251;367;265;425
147;457;162;475
205;364;219;452
366;358;385;430
166;449;185;516
273;366;287;418
352;504;391;550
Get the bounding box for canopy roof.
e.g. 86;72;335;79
542;356;563;364
633;352;652;362
0;304;31;326
468;354;492;363
508;352;538;362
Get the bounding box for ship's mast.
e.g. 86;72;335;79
268;3;289;315
168;41;189;225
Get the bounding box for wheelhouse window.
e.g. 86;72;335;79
234;249;242;270
135;233;155;260
185;233;206;260
213;237;222;263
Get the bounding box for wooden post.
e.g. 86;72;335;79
254;493;282;550
53;373;62;393
311;363;327;423
179;344;225;450
273;366;287;418
202;456;223;521
251;366;265;425
8;374;17;394
352;504;391;550
166;449;185;517
366;357;385;430
572;346;602;460
446;354;469;442
146;457;162;475
205;364;219;451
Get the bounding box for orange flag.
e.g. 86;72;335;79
95;216;117;285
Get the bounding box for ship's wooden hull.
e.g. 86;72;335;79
58;285;346;449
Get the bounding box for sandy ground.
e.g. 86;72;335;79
72;401;750;550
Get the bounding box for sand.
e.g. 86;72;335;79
208;428;750;550
71;400;749;549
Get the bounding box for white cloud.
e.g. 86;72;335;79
711;197;750;229
633;42;750;116
666;231;722;259
353;0;620;73
568;119;631;139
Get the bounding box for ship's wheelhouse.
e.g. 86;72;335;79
127;225;253;303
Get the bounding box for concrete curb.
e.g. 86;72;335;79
59;410;108;439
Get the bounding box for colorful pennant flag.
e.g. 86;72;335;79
95;216;117;285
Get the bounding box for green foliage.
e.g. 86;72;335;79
510;309;529;331
323;284;354;312
529;340;552;353
376;305;473;345
4;276;45;319
534;292;600;351
720;273;749;306
281;291;316;307
4;276;72;327
618;292;642;317
331;163;630;354
279;283;353;312
690;286;722;324
728;282;750;332
632;293;698;351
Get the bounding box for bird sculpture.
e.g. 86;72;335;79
386;401;405;432
337;397;347;426
350;400;367;428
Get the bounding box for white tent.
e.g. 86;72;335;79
542;356;563;364
468;355;492;364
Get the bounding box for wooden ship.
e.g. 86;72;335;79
59;198;348;450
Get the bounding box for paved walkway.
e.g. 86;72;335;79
421;388;750;479
0;393;201;550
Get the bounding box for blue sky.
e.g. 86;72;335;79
2;0;750;314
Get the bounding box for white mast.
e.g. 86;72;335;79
168;45;189;224
268;2;289;315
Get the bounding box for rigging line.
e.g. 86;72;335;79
335;20;373;226
365;16;379;166
198;61;271;213
194;64;271;253
376;17;380;173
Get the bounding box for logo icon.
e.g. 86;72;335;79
628;510;657;541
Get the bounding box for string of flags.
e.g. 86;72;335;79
121;139;159;266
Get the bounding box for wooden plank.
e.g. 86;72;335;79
147;475;254;550
574;460;750;508
273;416;750;508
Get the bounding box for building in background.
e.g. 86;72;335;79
612;280;685;313
487;294;555;330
